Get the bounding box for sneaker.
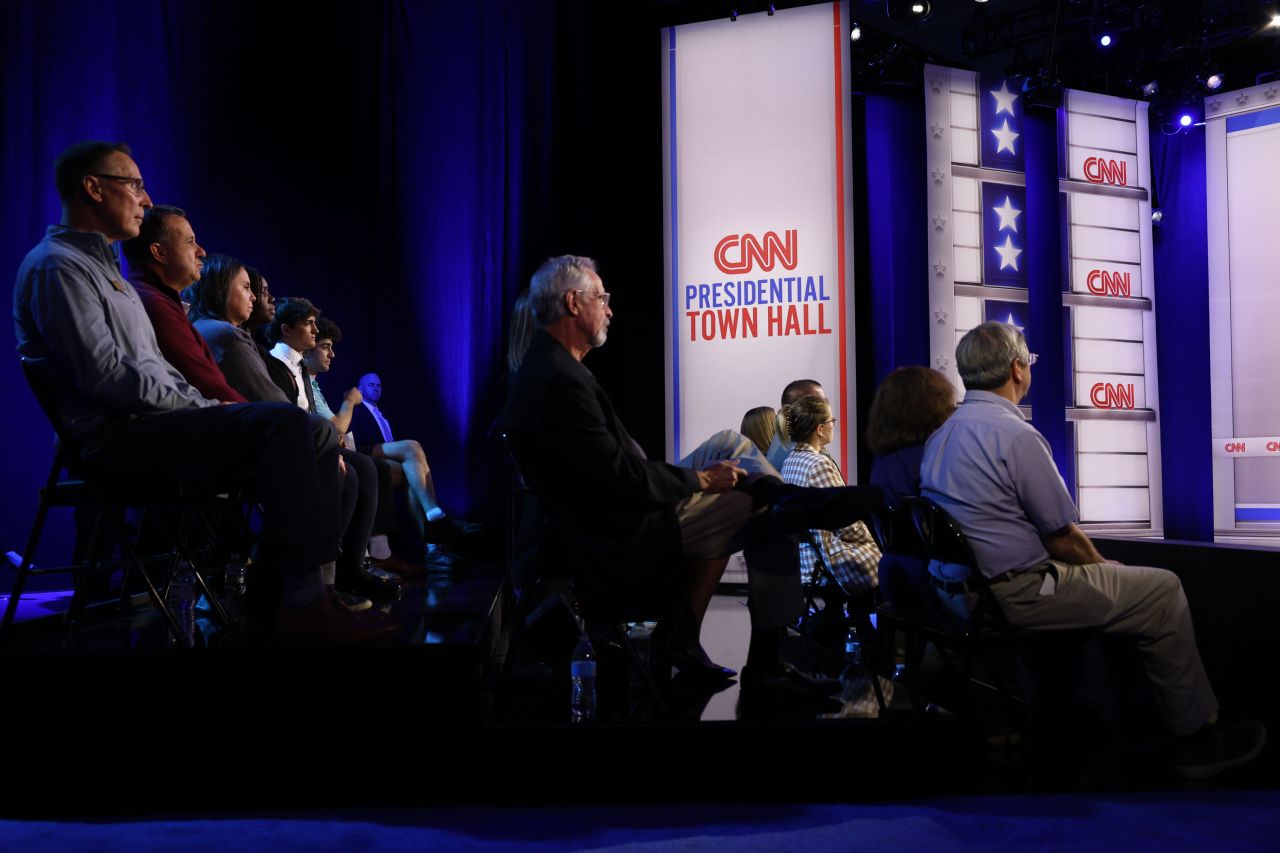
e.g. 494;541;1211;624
332;590;373;613
1172;719;1267;780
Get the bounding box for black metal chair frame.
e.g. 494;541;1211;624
4;359;238;647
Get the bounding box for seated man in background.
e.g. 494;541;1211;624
922;320;1264;780
303;316;422;578
263;297;401;599
13;140;392;644
349;371;481;570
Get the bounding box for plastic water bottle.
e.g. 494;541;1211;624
844;625;863;667
223;553;247;621
166;561;197;648
569;633;598;723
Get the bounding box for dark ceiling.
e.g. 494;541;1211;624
653;1;1280;120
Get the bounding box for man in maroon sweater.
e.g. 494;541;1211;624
121;205;247;403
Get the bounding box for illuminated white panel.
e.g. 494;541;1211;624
951;74;975;95
1079;487;1151;522
1075;339;1145;374
953;212;980;247
1067;148;1140;187
1071;225;1141;264
952;177;978;211
951;129;978;165
1067;113;1137;153
1069;193;1139;230
1078;453;1150;487
950;92;977;128
1070;259;1143;298
1075;373;1147;408
955;295;981;331
954;247;981;283
1074;306;1143;341
1077;419;1148;453
1067;89;1135;122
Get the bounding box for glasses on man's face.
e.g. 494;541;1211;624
90;174;147;197
576;289;611;307
1024;352;1039;366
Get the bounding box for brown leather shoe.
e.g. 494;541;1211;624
277;594;401;645
368;552;425;578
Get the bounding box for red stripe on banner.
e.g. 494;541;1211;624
831;0;849;479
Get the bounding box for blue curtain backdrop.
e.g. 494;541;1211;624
1;0;674;579
1150;125;1213;541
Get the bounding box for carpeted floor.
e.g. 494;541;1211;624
3;791;1278;851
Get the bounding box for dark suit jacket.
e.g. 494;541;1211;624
499;330;698;585
349;402;390;453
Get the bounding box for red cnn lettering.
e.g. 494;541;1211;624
713;230;798;275
1086;270;1131;297
1266;441;1280;453
1089;382;1135;409
1083;156;1128;186
1224;442;1247;453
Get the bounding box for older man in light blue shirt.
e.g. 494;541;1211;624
921;321;1263;778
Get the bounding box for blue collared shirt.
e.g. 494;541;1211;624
14;225;215;441
920;389;1078;578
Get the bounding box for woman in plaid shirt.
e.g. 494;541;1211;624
779;395;881;597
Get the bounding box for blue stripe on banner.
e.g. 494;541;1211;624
668;26;681;459
1235;507;1280;522
1226;106;1280;134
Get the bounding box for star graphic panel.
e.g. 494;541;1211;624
981;182;1027;287
980;75;1026;172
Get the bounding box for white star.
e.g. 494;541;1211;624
1004;312;1024;333
931;169;946;184
991;119;1020;154
932;216;947;231
1237;93;1250;106
935;356;950;369
994;235;1022;271
930;123;945;139
933;262;947;277
1208;99;1222;112
1267;86;1279;100
930;77;943;93
990;81;1018;116
992;196;1021;232
935;309;949;324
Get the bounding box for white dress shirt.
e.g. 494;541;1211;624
269;342;309;411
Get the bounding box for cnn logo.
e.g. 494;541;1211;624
1087;270;1131;297
714;230;798;275
1090;382;1135;409
1083;156;1127;186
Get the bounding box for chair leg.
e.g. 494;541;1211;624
1;493;54;631
95;501;186;647
612;623;667;718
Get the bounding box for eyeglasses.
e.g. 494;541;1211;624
575;289;611;307
89;174;147;197
824;418;838;426
1024;352;1038;366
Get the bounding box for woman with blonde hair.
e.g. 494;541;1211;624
739;406;776;456
779;395;881;598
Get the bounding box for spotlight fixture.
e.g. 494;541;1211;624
911;2;925;13
1179;113;1193;127
885;0;930;21
1141;80;1159;97
1204;72;1224;90
1270;13;1280;28
767;3;775;15
850;23;862;41
1099;33;1113;47
974;0;988;3
1151;209;1164;225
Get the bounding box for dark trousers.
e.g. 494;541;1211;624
82;402;341;604
337;448;379;579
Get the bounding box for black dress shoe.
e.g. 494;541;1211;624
741;663;842;697
424;515;484;543
668;647;738;681
337;565;404;600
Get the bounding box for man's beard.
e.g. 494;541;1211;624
591;326;609;348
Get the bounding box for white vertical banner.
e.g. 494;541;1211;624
662;2;856;475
